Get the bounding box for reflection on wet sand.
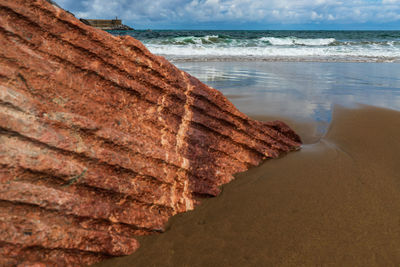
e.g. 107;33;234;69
178;62;400;128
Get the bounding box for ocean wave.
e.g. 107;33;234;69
159;35;230;45
259;37;336;46
146;35;400;49
151;35;339;47
146;44;400;62
135;31;400;62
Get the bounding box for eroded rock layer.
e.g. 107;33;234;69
0;0;302;265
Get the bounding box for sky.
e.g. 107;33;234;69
56;0;400;30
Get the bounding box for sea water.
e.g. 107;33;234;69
110;30;400;62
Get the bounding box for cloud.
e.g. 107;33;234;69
57;0;400;29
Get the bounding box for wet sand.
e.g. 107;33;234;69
176;62;400;125
95;105;400;266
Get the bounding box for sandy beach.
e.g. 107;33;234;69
95;104;400;266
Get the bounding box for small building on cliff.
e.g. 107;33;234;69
80;17;133;30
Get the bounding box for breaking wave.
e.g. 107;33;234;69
259;37;337;46
110;30;400;62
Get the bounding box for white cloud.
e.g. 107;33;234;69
57;0;400;28
311;11;323;20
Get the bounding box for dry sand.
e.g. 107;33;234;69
95;105;400;266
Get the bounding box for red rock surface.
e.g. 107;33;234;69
0;0;301;265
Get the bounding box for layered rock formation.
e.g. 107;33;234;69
0;0;301;265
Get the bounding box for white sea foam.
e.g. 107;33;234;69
142;34;400;62
259;37;336;46
146;43;400;62
164;35;223;45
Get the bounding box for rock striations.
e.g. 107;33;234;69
0;0;302;265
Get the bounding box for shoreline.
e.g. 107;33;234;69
94;104;400;266
166;56;400;63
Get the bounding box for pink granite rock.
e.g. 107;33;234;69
0;0;301;265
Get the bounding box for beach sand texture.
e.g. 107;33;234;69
96;105;400;266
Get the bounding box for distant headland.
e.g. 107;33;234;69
80;17;133;30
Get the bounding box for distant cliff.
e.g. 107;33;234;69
80;18;133;30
